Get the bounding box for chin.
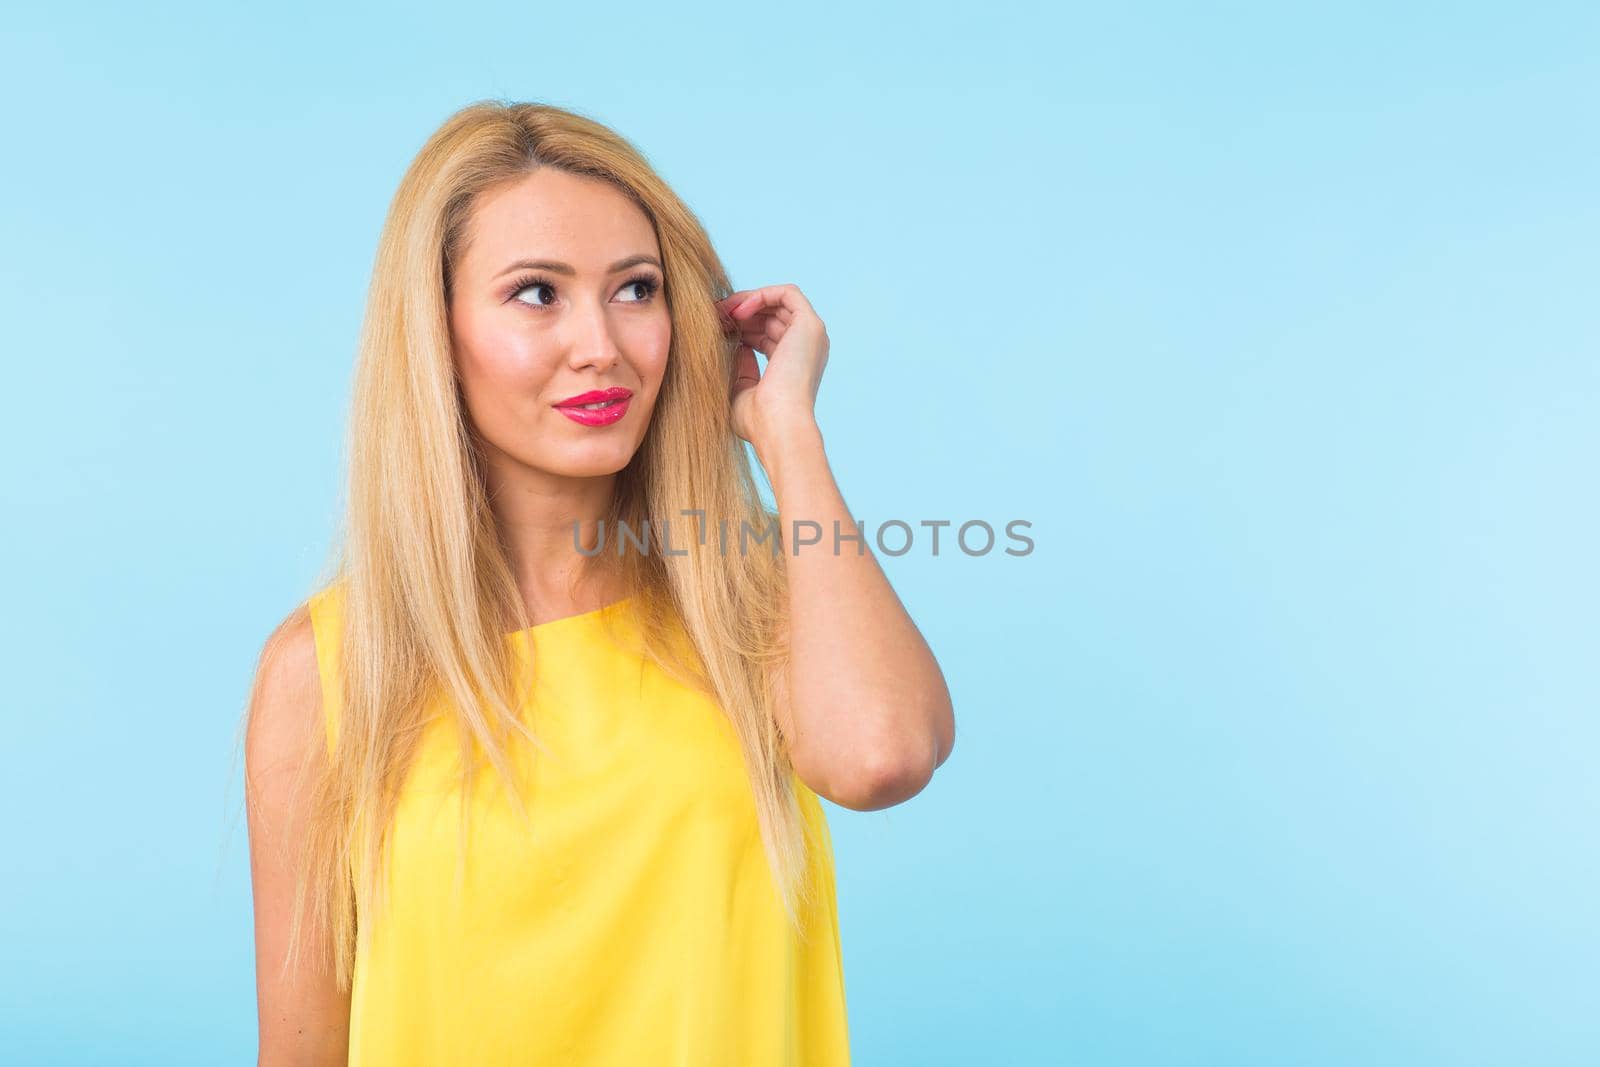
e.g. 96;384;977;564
532;445;638;479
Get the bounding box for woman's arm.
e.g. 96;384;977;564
762;419;956;810
720;285;956;811
244;607;351;1064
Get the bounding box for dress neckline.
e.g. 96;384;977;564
505;595;635;640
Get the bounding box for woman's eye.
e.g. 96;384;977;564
617;277;659;302
513;282;555;306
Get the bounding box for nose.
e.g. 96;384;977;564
564;295;623;373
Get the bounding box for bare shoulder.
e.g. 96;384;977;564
246;603;324;771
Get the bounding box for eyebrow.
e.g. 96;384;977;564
494;253;663;279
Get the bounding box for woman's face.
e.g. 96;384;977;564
448;167;671;481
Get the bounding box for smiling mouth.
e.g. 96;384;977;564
556;395;630;428
554;386;634;409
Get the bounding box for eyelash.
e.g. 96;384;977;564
506;272;662;308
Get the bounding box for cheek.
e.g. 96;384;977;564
632;316;672;383
453;323;557;418
462;343;537;387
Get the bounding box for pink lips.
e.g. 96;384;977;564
553;386;632;427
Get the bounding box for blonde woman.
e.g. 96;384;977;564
243;100;955;1066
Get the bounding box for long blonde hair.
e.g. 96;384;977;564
269;100;811;991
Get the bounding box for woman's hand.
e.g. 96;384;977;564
716;283;829;459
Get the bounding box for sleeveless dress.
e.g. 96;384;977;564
304;582;851;1065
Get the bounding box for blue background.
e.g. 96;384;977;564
3;3;1596;1063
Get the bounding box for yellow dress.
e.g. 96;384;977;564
304;583;851;1065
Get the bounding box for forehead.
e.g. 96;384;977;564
462;168;658;276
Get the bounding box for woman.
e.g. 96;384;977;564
244;100;955;1065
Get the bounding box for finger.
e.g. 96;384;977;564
728;284;817;322
731;344;761;390
731;315;787;355
740;303;793;326
730;306;790;337
757;316;787;349
729;302;794;331
716;294;775;335
715;295;745;337
720;287;775;317
720;302;761;335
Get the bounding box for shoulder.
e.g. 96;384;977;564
259;602;320;697
245;601;326;773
